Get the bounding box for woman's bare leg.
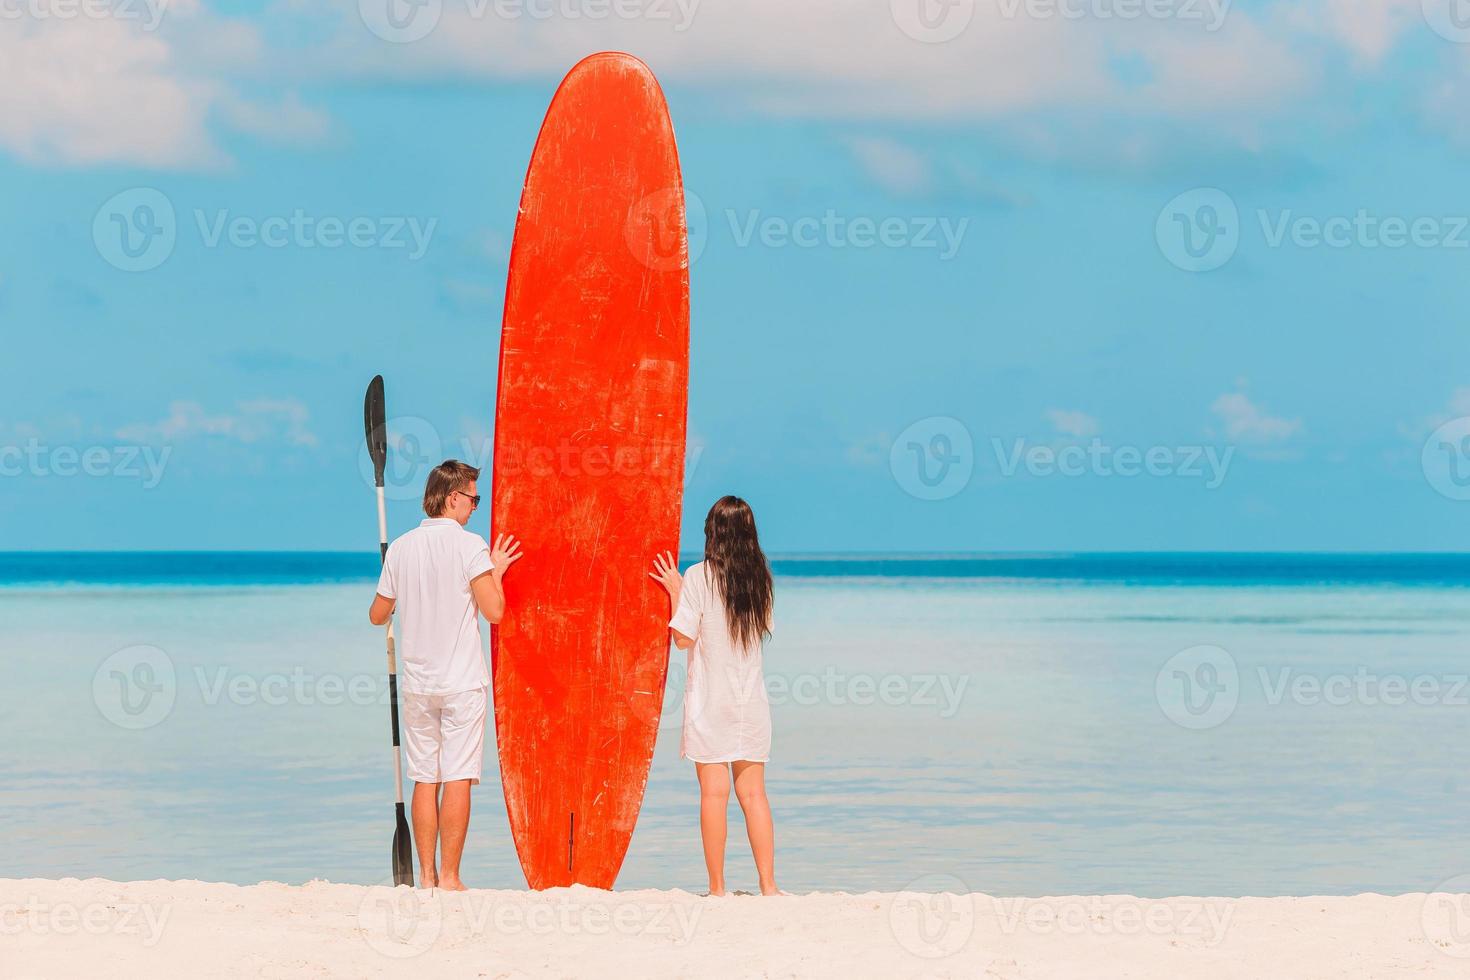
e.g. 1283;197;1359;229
732;761;777;895
695;762;730;895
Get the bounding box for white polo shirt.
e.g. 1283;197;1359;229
376;518;494;696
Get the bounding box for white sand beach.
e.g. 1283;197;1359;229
5;877;1469;978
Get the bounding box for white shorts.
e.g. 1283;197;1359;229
401;687;488;785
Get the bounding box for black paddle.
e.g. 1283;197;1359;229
365;375;414;888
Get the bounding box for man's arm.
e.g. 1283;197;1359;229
470;571;505;624
369;593;395;626
472;532;523;624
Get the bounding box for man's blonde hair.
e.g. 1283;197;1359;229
423;459;480;517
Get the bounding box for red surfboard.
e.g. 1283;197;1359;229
491;52;690;890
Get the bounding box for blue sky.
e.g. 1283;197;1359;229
1;0;1468;551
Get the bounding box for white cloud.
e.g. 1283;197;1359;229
0;10;325;169
218;92;331;147
117;399;318;446
1288;0;1421;65
1210;392;1301;443
1045;409;1100;438
0;17;220;168
846;137;931;196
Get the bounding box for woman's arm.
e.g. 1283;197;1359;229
650;552;696;650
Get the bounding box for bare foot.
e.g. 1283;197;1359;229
760;882;781;896
705;884;726;897
438;875;469;892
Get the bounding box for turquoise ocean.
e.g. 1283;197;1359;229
4;553;1469;897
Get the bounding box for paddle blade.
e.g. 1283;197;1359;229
393;802;414;887
364;375;387;488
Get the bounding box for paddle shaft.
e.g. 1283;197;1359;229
377;484;406;807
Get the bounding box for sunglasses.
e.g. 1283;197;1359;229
454;490;482;508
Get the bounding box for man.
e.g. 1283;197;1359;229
369;459;523;891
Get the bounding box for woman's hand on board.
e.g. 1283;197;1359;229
650;552;682;601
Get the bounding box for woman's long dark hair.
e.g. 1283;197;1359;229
703;495;773;650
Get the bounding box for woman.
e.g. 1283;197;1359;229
651;495;778;896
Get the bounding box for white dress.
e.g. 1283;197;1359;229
669;561;772;763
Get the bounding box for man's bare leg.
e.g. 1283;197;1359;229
411;781;440;888
695;762;730;896
437;779;472;890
